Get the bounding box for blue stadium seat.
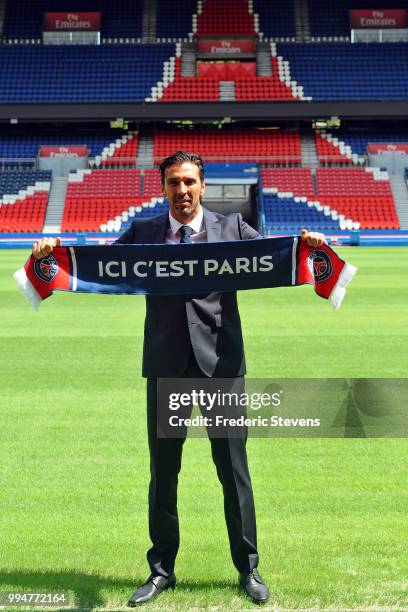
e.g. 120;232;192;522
0;125;129;159
0;170;52;198
278;43;408;100
118;198;169;232
156;0;196;38
0;44;173;103
332;129;408;156
254;0;296;38
262;194;341;232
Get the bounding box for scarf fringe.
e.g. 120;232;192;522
14;267;42;310
329;262;357;310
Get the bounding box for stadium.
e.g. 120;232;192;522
1;0;407;610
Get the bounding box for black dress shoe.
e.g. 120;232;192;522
239;568;269;604
127;573;176;606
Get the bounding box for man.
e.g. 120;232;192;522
33;151;324;606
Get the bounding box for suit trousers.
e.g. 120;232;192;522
146;354;259;576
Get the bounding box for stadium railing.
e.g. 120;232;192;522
0;159;37;171
0;156;370;171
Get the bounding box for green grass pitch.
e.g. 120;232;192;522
0;247;407;610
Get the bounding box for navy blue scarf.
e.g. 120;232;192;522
14;237;356;310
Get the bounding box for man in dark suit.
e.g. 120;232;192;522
117;151;268;605
32;151;324;606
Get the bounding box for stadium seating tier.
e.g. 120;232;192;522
0;126;132;160
262;194;341;232
278;43;408;100
3;0;143;39
197;0;256;36
261;168;315;197
253;0;296;38
153;127;301;164
156;0;196;38
315;133;353;165
328;129;408;156
0;170;51;232
308;0;408;37
0;45;174;103
316;168;399;229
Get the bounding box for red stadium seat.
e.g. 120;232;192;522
315;132;352;165
261;168;315;197
153;127;301;164
316;168;399;229
61;169;142;232
0;192;48;233
159;58;299;103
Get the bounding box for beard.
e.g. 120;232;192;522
174;198;198;217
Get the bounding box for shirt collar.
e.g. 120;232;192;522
169;206;204;236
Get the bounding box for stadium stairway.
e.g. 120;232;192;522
157;54;303;101
181;43;196;76
147;2;306;103
389;175;408;229
219;81;236;101
256;42;272;75
136;134;154;167
42;177;67;234
300;133;319;169
0;0;5;37
142;0;156;42
294;0;311;41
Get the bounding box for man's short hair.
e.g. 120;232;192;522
159;151;205;187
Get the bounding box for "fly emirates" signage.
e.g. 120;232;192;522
44;12;101;31
349;9;408;29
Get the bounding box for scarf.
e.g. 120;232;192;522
14;237;356;310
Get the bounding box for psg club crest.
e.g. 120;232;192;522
308;249;333;283
34;254;59;283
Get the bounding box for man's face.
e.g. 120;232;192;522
162;162;205;223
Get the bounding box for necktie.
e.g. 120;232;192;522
179;225;194;243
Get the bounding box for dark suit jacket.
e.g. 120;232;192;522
116;208;260;378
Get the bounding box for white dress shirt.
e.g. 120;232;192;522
166;207;207;243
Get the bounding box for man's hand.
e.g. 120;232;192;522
300;228;325;247
32;237;62;259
